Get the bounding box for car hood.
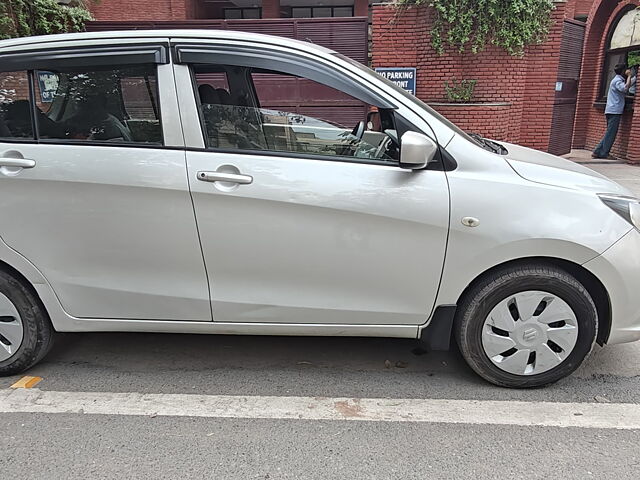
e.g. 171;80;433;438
500;141;634;197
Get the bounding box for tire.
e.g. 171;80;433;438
0;269;54;377
454;263;597;388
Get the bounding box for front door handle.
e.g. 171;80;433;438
197;171;253;185
0;156;36;169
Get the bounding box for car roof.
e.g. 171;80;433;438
0;29;335;55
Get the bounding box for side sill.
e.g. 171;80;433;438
34;284;419;338
50;318;419;338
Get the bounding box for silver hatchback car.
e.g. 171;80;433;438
1;30;640;388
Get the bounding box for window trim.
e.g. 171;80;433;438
0;44;169;73
184;142;451;171
0;45;169;145
174;44;395;110
202;145;400;167
27;70;38;141
189;65;210;152
144;73;160;120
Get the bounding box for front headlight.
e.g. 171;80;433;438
598;194;640;230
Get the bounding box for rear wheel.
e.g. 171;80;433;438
0;270;54;377
455;264;597;388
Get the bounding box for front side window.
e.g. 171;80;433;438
193;65;399;163
31;64;162;144
0;71;33;140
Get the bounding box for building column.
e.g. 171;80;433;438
354;0;369;17
262;0;281;18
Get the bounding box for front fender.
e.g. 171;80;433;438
435;152;632;307
434;238;613;307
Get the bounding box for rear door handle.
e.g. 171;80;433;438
0;158;36;169
197;171;253;185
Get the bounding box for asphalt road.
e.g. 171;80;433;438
2;333;640;479
1;158;639;479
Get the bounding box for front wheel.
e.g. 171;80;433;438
454;264;598;388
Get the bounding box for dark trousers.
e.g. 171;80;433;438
593;114;622;158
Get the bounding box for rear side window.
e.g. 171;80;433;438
0;71;34;140
31;65;162;144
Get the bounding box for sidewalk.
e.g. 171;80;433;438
563;149;640;196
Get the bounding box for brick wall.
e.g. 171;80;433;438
89;0;196;21
575;0;596;18
371;0;640;161
429;103;514;141
372;2;567;151
520;6;566;151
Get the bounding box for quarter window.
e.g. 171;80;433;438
0;71;33;140
31;64;162;144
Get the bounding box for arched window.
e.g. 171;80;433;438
601;7;640;99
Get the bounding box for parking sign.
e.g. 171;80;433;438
374;67;417;95
37;71;59;103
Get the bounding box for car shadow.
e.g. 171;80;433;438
12;331;640;403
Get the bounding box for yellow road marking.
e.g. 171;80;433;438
10;376;42;389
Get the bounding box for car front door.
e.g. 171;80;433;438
174;42;450;325
0;42;210;321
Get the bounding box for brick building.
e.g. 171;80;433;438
88;0;370;21
373;0;640;162
574;0;640;162
372;2;574;154
83;0;640;162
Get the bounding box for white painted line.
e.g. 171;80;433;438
1;389;639;429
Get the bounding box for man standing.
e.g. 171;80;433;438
592;63;632;159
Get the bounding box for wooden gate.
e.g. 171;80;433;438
548;19;585;156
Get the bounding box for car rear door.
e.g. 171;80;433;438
0;40;210;321
173;40;450;326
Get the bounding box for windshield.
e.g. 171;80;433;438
333;53;491;150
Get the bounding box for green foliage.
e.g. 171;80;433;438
396;0;554;56
0;0;94;40
628;50;640;68
444;78;477;102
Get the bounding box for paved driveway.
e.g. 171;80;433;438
564;148;640;194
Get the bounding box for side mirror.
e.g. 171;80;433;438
399;131;438;170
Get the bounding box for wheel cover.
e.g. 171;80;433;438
481;290;579;376
0;292;24;362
